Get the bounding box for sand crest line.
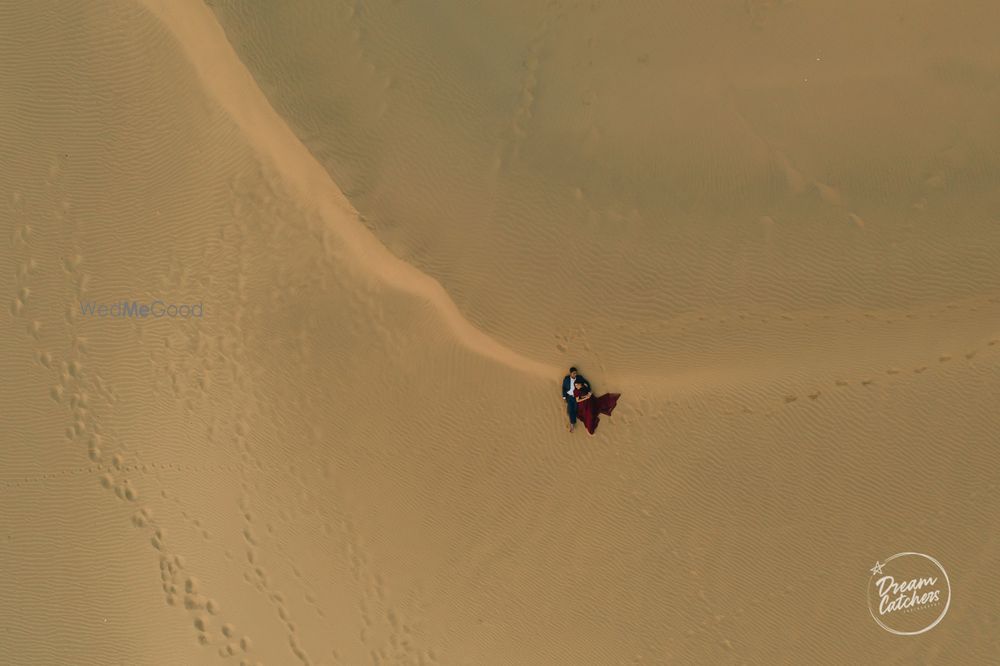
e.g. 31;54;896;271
138;0;558;379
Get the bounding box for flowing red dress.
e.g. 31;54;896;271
574;386;620;434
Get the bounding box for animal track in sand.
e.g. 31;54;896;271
763;330;999;414
493;14;551;175
8;281;269;664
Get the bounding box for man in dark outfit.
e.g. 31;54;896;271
561;366;590;432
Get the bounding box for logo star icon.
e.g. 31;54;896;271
870;561;884;576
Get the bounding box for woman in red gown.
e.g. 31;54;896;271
573;380;620;435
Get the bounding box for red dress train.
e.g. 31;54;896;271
574;386;620;434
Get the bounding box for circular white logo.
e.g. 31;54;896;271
867;552;950;635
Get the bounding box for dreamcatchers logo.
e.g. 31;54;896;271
867;552;950;635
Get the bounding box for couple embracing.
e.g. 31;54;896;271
561;366;620;435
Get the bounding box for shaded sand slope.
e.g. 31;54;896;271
1;1;999;665
205;0;1000;376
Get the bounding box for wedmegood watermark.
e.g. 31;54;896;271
79;300;204;319
867;552;950;635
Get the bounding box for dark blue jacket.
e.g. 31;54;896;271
561;374;590;401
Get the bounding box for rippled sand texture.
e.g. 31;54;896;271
207;0;1000;376
1;0;999;664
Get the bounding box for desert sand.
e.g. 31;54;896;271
2;0;999;664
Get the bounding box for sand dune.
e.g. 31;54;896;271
206;0;1000;377
2;0;999;664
